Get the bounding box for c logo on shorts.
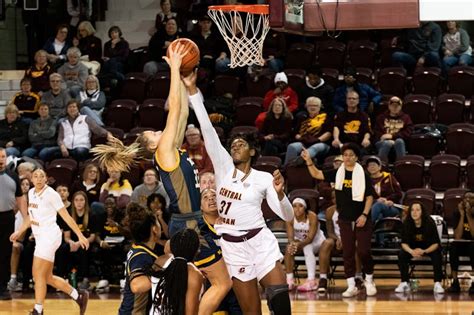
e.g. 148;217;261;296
238;267;246;274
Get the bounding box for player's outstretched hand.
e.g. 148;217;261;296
162;42;187;69
78;235;90;250
272;169;285;196
181;69;198;95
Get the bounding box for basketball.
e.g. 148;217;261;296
166;38;200;75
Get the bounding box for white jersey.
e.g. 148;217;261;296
294;217;324;243
190;93;293;235
28;185;64;234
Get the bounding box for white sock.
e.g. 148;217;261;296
347;277;355;288
355;272;363;280
70;288;79;300
10;274;17;280
34;304;43;313
320;273;327;279
307;276;315;281
286;273;294;281
400;281;408;286
366;274;374;282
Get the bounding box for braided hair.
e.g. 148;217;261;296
152;228;200;315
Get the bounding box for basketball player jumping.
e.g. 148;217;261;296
183;71;294;315
92;44;232;315
10;169;89;315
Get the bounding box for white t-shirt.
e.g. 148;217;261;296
190;93;293;235
28;186;64;233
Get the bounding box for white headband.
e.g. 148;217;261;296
292;197;307;209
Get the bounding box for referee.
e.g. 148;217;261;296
0;148;27;299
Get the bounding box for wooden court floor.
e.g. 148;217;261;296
2;280;473;315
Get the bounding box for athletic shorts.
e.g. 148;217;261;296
221;227;283;282
33;225;62;262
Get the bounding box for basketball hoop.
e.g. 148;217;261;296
208;5;270;68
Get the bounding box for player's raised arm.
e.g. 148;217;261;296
156;44;188;169
182;71;234;176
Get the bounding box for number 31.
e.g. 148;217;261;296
219;201;232;215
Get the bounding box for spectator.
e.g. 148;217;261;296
298;66;335;115
262;29;286;73
447;192;474;294
102;26;130;81
70;163;101;205
442;21;472;71
284;97;332;165
78;75;106;126
392;22;442;73
57;100;111;161
0;148;27;300
317;192;363;293
153;0;183;35
301;143;377;298
41;73;71;120
94;195;128;291
180;125;213;175
57;47;89;98
260;98;293;156
332;91;372;156
256;72;298;129
77;21;102;63
147;193;170;252
374;96;413;161
0;105;29;157
56;184;72;210
64;191;97;291
199;172;215;191
395;202;444;294
42;24;71;66
131;168;169;208
365;156;403;223
333;67;381;114
143;18;182;76
24;49;55;94
190;14;230;75
67;0;91;38
22;103;60;161
16;162;37;181
285;198;326;292
11;78;40;123
99;168;132;210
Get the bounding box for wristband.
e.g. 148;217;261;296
306;163;314;167
361;213;368;218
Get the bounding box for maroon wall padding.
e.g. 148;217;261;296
304;0;419;31
269;0;284;28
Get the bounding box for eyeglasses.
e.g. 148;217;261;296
347;97;359;100
390;100;402;105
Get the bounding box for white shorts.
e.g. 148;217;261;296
221;227;283;282
33;225;62;262
14;211;23;232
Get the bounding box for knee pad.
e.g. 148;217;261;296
265;284;291;315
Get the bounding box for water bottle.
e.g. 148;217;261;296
70;268;77;288
409;278;419;292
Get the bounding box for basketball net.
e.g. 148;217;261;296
208;6;270;68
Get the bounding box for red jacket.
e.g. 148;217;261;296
256;87;298;129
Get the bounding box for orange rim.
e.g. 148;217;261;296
208;4;269;14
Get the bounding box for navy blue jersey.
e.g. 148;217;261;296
119;244;158;315
154;149;201;215
195;217;222;268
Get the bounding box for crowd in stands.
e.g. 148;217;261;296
2;0;474;302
